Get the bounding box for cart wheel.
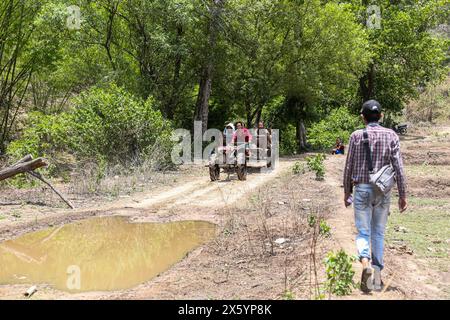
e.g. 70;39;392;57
266;148;272;168
237;165;247;181
209;165;220;181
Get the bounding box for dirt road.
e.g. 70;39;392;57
0;160;294;240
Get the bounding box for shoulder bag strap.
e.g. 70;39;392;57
363;128;374;173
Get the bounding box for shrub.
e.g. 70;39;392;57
307;214;331;238
292;161;306;175
306;153;326;180
319;220;331;238
308;107;361;150
324;250;356;296
7;111;73;176
69;85;173;166
280;124;297;155
7;84;174;175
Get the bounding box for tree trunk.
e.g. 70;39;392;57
296;119;307;152
194;0;224;133
165;24;183;120
359;64;375;103
255;108;263;127
104;0;119;71
195;66;213;133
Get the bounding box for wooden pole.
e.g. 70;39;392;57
0;154;75;209
27;171;75;209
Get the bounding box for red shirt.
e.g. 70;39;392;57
232;128;252;143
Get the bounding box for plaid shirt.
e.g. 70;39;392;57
343;123;407;199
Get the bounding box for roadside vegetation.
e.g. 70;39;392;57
0;0;448;188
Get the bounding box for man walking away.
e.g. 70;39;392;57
343;100;408;293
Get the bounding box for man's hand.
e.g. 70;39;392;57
399;198;408;213
344;193;352;208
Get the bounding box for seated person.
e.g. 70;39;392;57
332;138;345;155
256;121;272;145
223;122;235;145
232;121;252;159
232;121;252;144
255;120;272;158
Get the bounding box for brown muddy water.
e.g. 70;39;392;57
0;217;216;292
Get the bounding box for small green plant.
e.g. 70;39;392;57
308;214;331;237
306;154;326;180
319;220;331;238
282;290;295;300
307;214;317;228
324;249;357;296
292;161;306;174
314;291;326;300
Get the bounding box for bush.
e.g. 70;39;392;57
306;154;326;180
7;111;73;176
324;250;357;296
308;107;361;150
292;161;306;175
69;85;173;166
280;124;297;155
7;84;174;175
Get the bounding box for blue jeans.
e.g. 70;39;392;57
354;184;391;270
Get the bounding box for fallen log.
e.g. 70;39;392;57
13;154;33;165
0;157;47;181
0;154;74;209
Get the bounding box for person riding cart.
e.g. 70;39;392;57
255;121;272;160
232;121;252;145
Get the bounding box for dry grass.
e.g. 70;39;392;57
201;166;334;299
405;75;450;124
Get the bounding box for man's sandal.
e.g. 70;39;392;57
360;267;374;293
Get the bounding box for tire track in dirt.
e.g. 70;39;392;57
126;161;294;223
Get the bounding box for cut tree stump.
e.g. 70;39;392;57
0;154;74;209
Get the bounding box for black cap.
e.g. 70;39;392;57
361;100;381;115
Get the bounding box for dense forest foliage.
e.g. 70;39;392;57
0;0;448;172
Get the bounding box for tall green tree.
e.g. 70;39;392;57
277;0;371;150
350;0;449;113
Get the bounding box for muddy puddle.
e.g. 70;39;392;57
0;216;216;292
